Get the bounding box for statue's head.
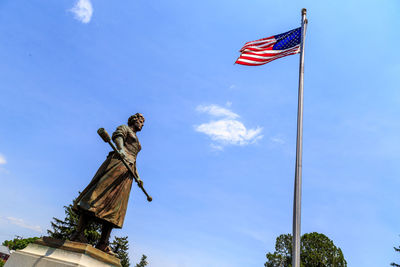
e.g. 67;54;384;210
128;113;145;132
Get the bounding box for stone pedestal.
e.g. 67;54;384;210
5;237;121;267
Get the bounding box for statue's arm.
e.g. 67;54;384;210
114;136;128;159
112;125;129;154
114;136;124;151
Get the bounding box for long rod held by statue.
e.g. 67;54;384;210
97;127;153;202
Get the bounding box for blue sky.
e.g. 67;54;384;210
0;0;400;266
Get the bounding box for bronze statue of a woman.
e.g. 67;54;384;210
71;113;145;254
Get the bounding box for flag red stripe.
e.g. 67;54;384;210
241;46;299;56
236;51;299;65
238;48;300;61
244;50;299;62
238;52;298;63
241;40;276;51
241;45;275;52
243;36;274;46
236;50;299;65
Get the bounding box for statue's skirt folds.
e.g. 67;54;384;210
73;153;133;229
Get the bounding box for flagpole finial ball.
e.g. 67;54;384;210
302;8;307;15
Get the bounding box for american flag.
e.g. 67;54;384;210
235;27;301;66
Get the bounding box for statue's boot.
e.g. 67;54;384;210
96;223;115;256
70;214;89;243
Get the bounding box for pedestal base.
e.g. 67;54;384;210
5;237;121;267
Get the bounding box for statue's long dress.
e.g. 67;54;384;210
73;125;140;228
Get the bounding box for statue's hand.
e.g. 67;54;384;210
137;179;143;187
118;149;127;160
118;149;134;165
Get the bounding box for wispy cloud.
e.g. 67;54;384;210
70;0;93;24
0;154;6;165
270;136;285;145
196;104;239;119
195;104;263;148
5;217;42;233
210;143;224;151
236;227;275;245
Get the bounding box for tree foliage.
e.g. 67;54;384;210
47;202;101;246
110;236;130;267
265;233;292;267
135;255;148;267
391;242;400;267
265;232;347;267
2;236;39;251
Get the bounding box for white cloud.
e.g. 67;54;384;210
270;136;285;144
196;120;262;145
196;104;239;119
0;154;6;165
210;143;224;151
195;104;263;148
6;217;42;233
70;0;93;24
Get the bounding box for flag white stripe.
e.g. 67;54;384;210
241;47;300;57
241;45;300;55
243;37;275;46
237;50;299;65
235;58;266;65
243;40;276;48
241;49;300;60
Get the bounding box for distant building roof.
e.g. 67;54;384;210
0;245;10;255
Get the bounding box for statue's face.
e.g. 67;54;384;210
133;117;145;132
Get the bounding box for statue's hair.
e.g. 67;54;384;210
128;113;145;126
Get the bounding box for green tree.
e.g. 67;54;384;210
135;255;148;267
108;236;149;267
391;242;400;267
265;232;347;267
2;236;39;250
47;201;101;246
265;234;292;267
110;236;130;267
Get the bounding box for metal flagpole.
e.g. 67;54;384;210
292;8;308;267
